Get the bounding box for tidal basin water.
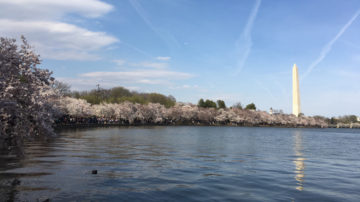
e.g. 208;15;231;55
1;127;360;201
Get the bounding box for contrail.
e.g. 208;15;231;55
301;9;360;80
235;0;261;75
122;41;153;59
254;78;278;103
129;0;157;34
129;0;180;50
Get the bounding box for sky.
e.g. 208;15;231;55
0;0;359;117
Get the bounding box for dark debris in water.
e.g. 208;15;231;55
11;179;20;186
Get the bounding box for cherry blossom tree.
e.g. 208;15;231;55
0;36;57;151
56;96;329;128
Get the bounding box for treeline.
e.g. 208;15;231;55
56;97;328;128
197;99;256;110
314;115;359;125
198;99;226;108
68;86;176;108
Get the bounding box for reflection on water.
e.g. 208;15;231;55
0;127;360;201
293;131;305;191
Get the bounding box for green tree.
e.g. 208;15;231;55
217;100;226;109
118;95;146;104
330;117;338;124
70;91;81;99
338;115;358;123
204;99;217;108
147;93;175;107
110;87;132;99
245;103;256;110
198;98;205;107
71;86;176;107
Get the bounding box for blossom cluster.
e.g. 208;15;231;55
57;97;328;127
1;37;58;150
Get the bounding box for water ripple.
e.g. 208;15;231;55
0;127;359;201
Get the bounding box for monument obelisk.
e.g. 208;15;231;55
292;64;301;117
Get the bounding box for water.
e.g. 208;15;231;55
1;127;360;201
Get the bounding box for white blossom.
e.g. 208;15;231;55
0;36;58;150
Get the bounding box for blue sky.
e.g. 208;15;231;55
1;0;359;117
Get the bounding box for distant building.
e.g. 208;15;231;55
357;116;360;122
269;107;284;115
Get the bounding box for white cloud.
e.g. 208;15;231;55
169;84;199;89
113;60;169;69
137;79;167;84
130;62;168;69
62;58;191;90
141;62;168;69
113;59;126;66
60;69;194;90
0;0;113;19
58;77;141;91
156;56;171;61
81;70;193;80
125;86;141;91
0;0;117;60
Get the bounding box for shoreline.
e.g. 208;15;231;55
53;123;359;131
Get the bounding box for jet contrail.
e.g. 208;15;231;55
235;0;261;75
301;9;360;80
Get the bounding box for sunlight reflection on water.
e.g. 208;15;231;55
293;130;305;191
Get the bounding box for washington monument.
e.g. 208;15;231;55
292;64;301;117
